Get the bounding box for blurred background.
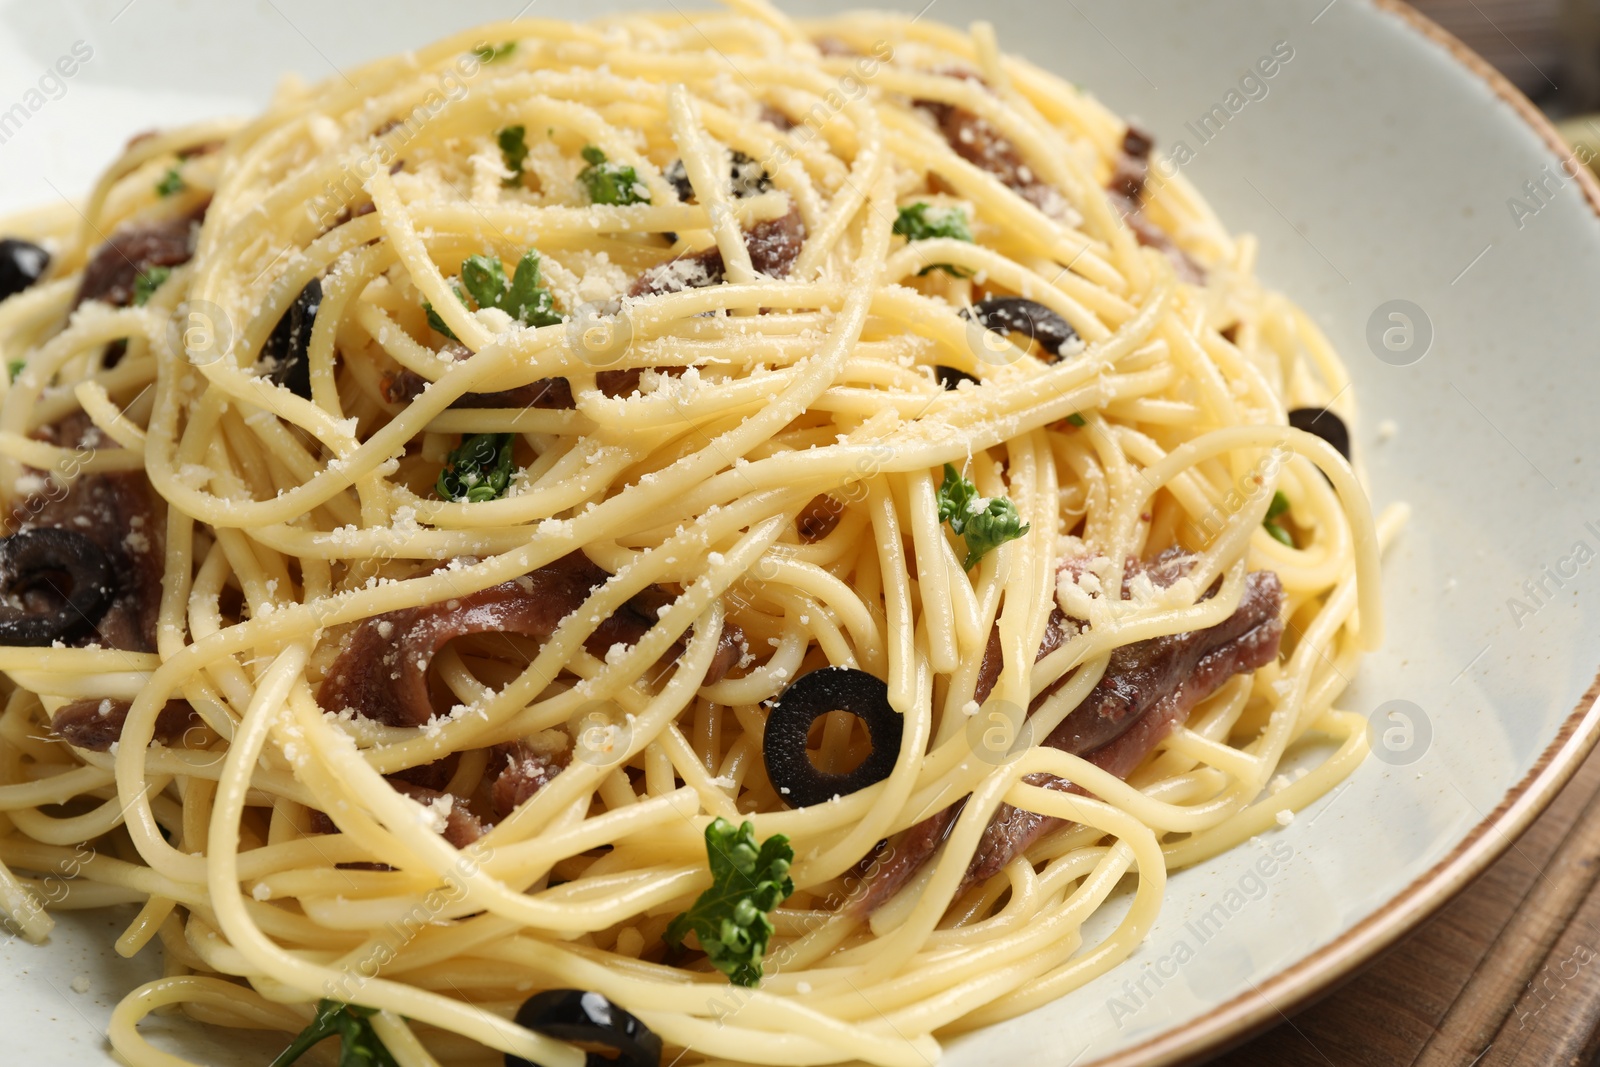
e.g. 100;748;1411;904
1414;0;1600;119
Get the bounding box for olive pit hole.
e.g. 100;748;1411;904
804;709;871;776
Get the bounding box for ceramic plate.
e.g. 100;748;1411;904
1;1;1597;1064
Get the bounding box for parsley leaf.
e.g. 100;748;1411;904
578;145;650;206
473;41;516;63
936;463;1030;570
935;462;979;529
437;432;515;503
422;281;468;341
155;167;184;198
664;818;794;988
7;359;23;382
269;1000;398;1067
1263;490;1294;547
503;250;560;327
423;251;559;336
498;124;528;187
422;301;454;340
132;267;171;307
893;203;974;277
893;202;973;243
459;254;509;312
1065;412;1087;427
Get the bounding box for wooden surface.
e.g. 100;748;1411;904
1212;737;1600;1066
1408;0;1568;101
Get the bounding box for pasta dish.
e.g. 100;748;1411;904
0;4;1401;1065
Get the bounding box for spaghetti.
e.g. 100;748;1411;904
0;4;1401;1065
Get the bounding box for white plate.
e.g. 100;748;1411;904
2;1;1598;1064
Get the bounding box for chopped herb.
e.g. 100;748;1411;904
459;254;509;312
1263;490;1294;547
463;252;559;326
132;267;171;307
473;40;516;63
664;818;793;988
422;300;454;340
422;250;559;338
498;124;528;187
437;432;515;503
422;280;467;341
578;145;650;206
893;203;974;277
269;1000;397;1067
1066;412;1087;427
155;167;184;198
502;249;560;326
7;360;23;382
936;463;1030;570
893;202;973;243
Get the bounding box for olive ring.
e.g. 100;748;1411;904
934;364;979;390
960;297;1080;362
1287;406;1351;461
0;528;116;646
763;666;903;809
263;277;323;399
506;989;662;1067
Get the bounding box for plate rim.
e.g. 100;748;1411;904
1081;3;1600;1063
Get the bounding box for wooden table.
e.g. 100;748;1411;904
1406;0;1573;108
1212;740;1600;1065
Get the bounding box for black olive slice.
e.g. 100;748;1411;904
664;159;694;204
506;989;662;1067
0;528;116;646
796;494;843;541
262;278;323;399
0;239;50;301
763;666;902;809
935;364;979;390
665;150;773;204
959;297;1080;361
1287;406;1351;461
727;150;773;199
